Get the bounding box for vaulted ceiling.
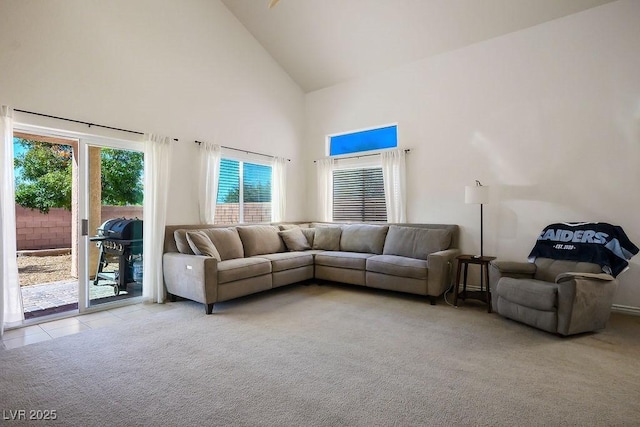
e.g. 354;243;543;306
221;0;615;92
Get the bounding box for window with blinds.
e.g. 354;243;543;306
215;158;272;224
333;167;387;222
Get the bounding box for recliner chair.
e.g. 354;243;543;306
489;258;618;336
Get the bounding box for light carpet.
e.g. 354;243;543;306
1;283;639;426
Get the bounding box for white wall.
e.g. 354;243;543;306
0;0;306;224
304;0;640;308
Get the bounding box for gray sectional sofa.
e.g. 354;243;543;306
162;222;460;314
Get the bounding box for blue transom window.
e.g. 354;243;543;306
329;125;397;156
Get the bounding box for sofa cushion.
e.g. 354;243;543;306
312;226;342;251
383;225;452;260
496;277;557;311
217;257;272;284
201;227;244;261
315;251;374;270
185;230;222;261
340;224;389;254
366;255;428;280
174;229;195;255
254;252;314;272
279;228;311;251
237;225;286;257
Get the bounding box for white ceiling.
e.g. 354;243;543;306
221;0;615;93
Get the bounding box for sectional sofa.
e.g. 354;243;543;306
162;222;460;313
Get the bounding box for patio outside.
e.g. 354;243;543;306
17;250;141;320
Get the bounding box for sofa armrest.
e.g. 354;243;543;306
427;248;461;296
163;252;218;305
556;273;618;335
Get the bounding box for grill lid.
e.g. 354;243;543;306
97;218;143;240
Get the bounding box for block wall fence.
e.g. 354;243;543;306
15;204;143;251
15;202;271;250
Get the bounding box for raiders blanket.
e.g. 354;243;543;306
528;222;638;277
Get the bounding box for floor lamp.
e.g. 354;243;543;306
465;180;489;257
465;180;489;293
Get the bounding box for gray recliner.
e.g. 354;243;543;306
489;258;618;336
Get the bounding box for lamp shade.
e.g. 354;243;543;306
465;185;489;205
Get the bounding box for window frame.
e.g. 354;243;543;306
332;162;387;223
326;123;398;158
323;124;398;223
216;151;273;224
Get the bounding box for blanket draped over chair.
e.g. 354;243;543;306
490;222;637;336
528;222;638;277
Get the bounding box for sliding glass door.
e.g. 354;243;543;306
13;123;144;318
78;140;144;310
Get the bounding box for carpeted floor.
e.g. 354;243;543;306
1;283;639;426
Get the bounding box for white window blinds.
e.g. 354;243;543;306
332;167;387;222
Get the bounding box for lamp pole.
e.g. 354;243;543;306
480;202;484;258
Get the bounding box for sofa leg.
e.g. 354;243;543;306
205;303;214;315
429;296;437;305
168;293;177;302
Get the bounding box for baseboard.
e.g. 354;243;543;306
459;284;640;317
611;304;640;316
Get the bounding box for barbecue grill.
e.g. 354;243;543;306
90;218;143;295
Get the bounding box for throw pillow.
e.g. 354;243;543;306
202;227;244;260
312;226;342;251
174;229;195;255
279;228;312;251
301;228;315;247
185;230;222;261
278;224;300;231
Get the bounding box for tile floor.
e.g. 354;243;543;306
1;302;175;350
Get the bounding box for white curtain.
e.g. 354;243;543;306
381;148;407;223
198;141;221;224
271;156;287;222
1;106;23;335
316;158;335;222
142;134;173;304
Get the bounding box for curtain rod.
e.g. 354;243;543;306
14;109;179;141
194;140;291;162
313;148;410;163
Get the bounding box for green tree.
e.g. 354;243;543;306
101;148;144;205
14;139;144;213
223;183;271;203
14;140;72;214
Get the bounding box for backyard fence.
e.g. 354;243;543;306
16;202;271;251
15;204;143;251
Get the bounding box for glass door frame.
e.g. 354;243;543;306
13;122;144;315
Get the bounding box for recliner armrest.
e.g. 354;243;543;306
488;261;536;302
489;260;536;276
556;272;615;283
555;272;618;335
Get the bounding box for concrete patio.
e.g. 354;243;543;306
21;279;141;316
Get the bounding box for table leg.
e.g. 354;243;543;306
453;259;463;307
484;264;492;313
462;263;469;299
